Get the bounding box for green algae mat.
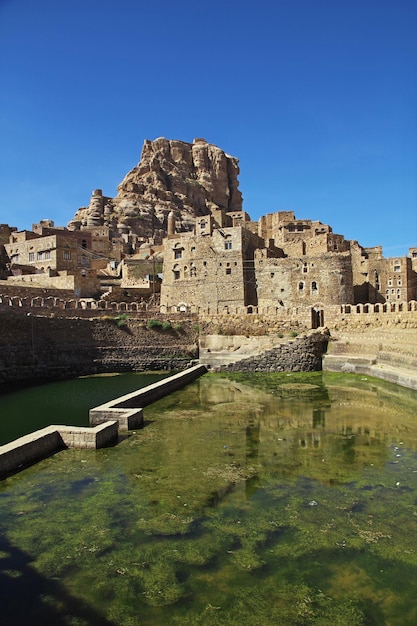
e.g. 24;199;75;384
1;371;417;625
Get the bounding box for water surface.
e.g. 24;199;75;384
1;371;417;625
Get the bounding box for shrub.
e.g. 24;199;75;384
277;332;284;338
173;323;182;332
290;330;298;337
147;319;162;329
161;321;172;331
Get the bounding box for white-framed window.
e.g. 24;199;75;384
225;240;232;250
63;250;71;260
29;252;34;262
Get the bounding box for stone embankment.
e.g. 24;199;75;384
0;310;198;389
210;330;330;373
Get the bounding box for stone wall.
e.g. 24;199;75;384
216;330;329;372
0;310;198;388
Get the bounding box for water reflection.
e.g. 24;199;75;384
0;371;416;625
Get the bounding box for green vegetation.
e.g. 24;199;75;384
1;372;417;625
147;319;162;329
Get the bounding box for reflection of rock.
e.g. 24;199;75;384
68;138;242;245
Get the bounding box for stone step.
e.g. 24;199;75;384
377;351;417;372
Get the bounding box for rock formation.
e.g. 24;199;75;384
68;138;242;245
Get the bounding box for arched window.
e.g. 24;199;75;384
298;281;304;291
311;281;318;293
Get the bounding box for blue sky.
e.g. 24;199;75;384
1;0;416;257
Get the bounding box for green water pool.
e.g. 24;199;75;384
1;371;417;625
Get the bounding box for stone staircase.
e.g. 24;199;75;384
323;327;417;389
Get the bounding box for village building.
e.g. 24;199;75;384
160;208;417;313
1;209;416;308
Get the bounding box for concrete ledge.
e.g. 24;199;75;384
0;421;118;479
89;364;207;427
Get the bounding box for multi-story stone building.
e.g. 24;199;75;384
161;212;264;312
1;207;416;308
160;208;417;313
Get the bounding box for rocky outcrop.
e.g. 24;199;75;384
68;138;242;244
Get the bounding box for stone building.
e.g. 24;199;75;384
160;207;417;313
3;225;101;296
1;138;416;309
160;212;264;312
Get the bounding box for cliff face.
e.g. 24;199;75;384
68;138;242;243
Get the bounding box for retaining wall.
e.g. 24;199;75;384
214;331;329;373
0;311;199;388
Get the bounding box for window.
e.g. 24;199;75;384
288;225;295;232
303;263;308;273
63;250;71;260
37;251;43;260
173;264;180;280
397;279;402;286
82;239;87;249
297;225;303;231
388;279;392;287
311;281;318;292
225;241;232;250
191;246;196;253
174;249;182;259
29;252;34;262
394;265;401;272
44;250;50;260
298;281;304;290
226;268;232;275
